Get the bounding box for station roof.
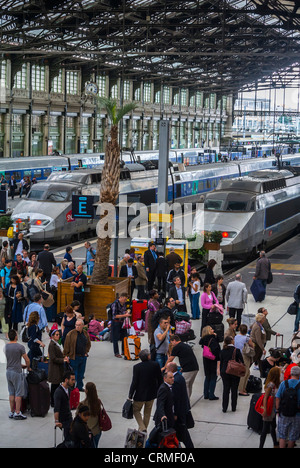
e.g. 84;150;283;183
1;0;300;94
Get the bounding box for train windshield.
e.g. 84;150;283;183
45;191;69;201
226;201;248;211
27;189;45;200
204;199;224;210
27;184;71;201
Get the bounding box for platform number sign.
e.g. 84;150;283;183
72;195;95;219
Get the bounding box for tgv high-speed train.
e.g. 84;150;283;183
193;166;300;258
11;154;300;243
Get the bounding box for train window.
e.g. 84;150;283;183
45;191;69;201
33;169;42;178
43;168;52;178
198;181;204;191
204;199;223;210
24;170;32;177
13;172;21;180
226;201;247;211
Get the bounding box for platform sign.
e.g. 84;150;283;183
0;190;8;213
72;195;95;219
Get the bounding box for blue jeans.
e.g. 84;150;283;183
70;356;87;390
92;432;102;448
156;353;167;369
191;292;200;319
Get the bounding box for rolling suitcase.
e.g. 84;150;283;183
28;380;51;417
132;300;148;323
250;279;265;302
247;393;263;434
123;335;141;360
206;310;223;326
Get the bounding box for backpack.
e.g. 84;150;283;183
27;279;39;302
106;303;113;321
279;381;300;417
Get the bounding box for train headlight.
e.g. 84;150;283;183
222;231;237;239
32;219;50;226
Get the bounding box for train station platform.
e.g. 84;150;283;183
0;235;299;449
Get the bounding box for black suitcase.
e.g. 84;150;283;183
28;380;51;417
206;311;223;325
211;323;224;343
247;393;263;434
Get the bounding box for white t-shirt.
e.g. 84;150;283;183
15;240;23;257
191;280;200;294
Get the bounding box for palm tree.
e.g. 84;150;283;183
91;97;137;284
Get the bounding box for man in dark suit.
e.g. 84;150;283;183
128;349;163;433
54;370;76;442
166;362;194;448
144;242;157;291
37;244;57;284
119;257;138;300
168;276;187;312
154;371;175;429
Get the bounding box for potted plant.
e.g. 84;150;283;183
58;98;137;320
203;230;222;250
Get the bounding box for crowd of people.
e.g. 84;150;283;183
1;236;300;449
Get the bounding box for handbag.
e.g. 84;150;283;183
287;301;298;316
226;348;246;377
255;393;274;416
242;341;255;358
99;400;112;431
41;290;55;308
122;399;133;419
203;338;216;360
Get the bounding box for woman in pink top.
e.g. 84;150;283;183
201;283;219;331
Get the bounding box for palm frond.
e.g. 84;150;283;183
97;97;118;123
116;102;138;124
97;97;137;125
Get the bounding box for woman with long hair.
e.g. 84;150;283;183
27;311;45;366
259;366;281;448
81;382;104;448
220;335;244;413
199;326;221;400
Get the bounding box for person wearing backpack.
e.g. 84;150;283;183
276;365;300;448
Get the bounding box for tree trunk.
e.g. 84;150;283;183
91;125;120;284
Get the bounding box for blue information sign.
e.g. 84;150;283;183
72;195;95;219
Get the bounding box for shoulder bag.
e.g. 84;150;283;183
99;400;112;431
203;338;216;360
150;335;166;361
255;393;274;416
226;348;246;377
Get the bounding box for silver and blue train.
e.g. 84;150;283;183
193;166;300;258
1;142;299;185
11;152;300;244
